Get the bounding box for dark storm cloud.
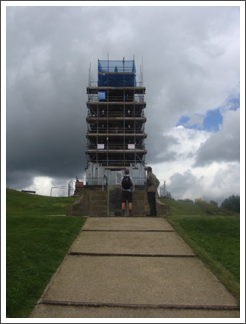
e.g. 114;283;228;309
6;7;91;188
6;56;88;187
6;6;149;190
146;134;179;164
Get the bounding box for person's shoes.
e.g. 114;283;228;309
121;210;125;217
129;210;132;216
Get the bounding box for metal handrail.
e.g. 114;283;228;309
76;178;166;190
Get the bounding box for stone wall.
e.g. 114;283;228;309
66;190;107;217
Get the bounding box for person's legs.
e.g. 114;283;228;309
127;192;133;216
147;192;154;214
152;192;157;215
122;191;133;216
121;192;127;216
128;202;132;216
147;192;156;215
147;193;151;214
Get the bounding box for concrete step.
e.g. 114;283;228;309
82;217;173;231
37;255;238;307
66;187;170;217
70;231;195;256
31;304;240;318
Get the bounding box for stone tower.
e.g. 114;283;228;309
85;58;147;186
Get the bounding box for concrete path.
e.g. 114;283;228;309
30;217;239;318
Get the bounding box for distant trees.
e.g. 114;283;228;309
177;199;194;203
221;195;240;213
210;200;218;206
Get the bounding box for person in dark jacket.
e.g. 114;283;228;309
145;166;160;216
121;169;133;216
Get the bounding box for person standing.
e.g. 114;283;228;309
121;169;133;216
145;166;160;216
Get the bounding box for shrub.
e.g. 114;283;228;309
221;195;240;213
177;198;194;203
210;200;218;206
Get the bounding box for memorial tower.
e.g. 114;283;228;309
85;58;147;185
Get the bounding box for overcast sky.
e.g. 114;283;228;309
3;3;244;205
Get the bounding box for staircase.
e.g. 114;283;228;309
66;186;170;217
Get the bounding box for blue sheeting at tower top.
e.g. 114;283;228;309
98;60;136;87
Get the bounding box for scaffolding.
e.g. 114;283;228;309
85;58;147;179
159;181;171;198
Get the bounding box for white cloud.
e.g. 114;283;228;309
166;162;240;206
149;125;211;169
193;108;240;166
150;123;240;205
23;176;53;196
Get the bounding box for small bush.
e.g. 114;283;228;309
177;198;194;203
221;195;240;213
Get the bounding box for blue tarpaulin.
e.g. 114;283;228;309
98;91;106;99
98;60;136;87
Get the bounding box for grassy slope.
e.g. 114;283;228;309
6;188;77;216
162;198;207;216
161;198;240;303
6;189;86;318
6;191;240;317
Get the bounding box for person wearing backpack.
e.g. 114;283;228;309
121;169;133;216
145;166;160;216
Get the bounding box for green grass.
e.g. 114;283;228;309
161;198;207;216
6;189;86;318
6;191;240;316
6;188;77;217
161;198;240;303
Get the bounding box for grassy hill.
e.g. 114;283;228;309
6;189;86;318
160;197;240;305
160;197;238;216
160;198;207;216
6;188;78;216
5;190;240;317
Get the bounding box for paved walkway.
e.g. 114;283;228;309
30;217;239;318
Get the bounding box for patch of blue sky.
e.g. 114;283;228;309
176;114;202;130
227;97;240;111
203;109;223;132
176;109;223;132
176;115;190;127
